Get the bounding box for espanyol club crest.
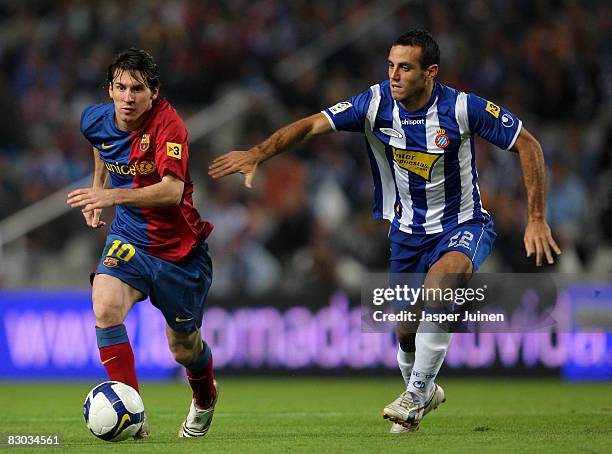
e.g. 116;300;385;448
435;129;450;149
140;133;151;152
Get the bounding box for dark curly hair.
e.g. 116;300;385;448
107;48;160;89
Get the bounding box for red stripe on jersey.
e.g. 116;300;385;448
128;99;213;262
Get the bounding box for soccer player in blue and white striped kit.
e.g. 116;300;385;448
209;30;561;432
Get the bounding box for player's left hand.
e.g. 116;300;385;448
67;187;116;213
523;219;561;266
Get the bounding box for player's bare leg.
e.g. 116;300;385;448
168;327;218;437
384;252;471;431
92;274;149;438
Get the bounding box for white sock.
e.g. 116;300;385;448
407;323;452;400
397;347;415;388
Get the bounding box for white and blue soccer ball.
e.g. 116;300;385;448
83;381;145;442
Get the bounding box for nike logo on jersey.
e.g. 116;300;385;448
101;143;115;149
175;316;193;323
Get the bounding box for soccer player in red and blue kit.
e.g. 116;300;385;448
67;48;217;439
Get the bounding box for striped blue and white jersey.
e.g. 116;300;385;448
322;81;522;235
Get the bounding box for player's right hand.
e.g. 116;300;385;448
208;150;259;188
83;208;106;228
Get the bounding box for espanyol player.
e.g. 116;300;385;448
68;48;217;439
208;30;560;432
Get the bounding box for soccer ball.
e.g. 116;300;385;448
83;381;145;442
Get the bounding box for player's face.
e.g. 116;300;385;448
388;45;437;105
108;69;158;131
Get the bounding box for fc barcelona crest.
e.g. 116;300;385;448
434;129;450;149
103;257;118;267
140;133;151;152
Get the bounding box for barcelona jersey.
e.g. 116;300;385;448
322;81;522;235
80;99;213;262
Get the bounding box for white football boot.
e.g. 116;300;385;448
383;384;445;431
390;422;412;433
133;412;150;439
178;380;218;437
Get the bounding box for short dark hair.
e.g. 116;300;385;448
393;30;440;70
107;48;160;89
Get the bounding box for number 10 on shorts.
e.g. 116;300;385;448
106;240;136;261
448;230;473;249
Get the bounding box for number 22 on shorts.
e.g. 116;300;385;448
448;230;474;249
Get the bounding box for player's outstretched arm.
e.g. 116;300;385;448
512;127;562;266
67;174;184;213
208;112;334;188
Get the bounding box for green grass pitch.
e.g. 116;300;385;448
1;377;611;453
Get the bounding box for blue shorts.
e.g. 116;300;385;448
93;234;213;334
389;218;496;274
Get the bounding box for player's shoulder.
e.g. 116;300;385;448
151;99;188;134
436;83;465;104
80;103;113;134
153;99;186;126
377;79;391;96
366;79;394;108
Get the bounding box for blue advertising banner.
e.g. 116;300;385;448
0;288;610;380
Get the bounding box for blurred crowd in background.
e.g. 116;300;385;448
0;0;610;295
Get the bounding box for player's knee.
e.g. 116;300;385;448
169;342;199;366
92;296;125;327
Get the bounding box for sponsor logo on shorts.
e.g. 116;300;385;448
329;101;352;115
392;147;442;182
379;127;404;139
175;316;194;323
435;129;450;149
103;257;119;267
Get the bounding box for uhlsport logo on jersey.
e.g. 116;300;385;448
401;118;425;126
501;113;515;128
391;147;442;182
435;129;450;149
485;100;500;118
140;133;151;151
